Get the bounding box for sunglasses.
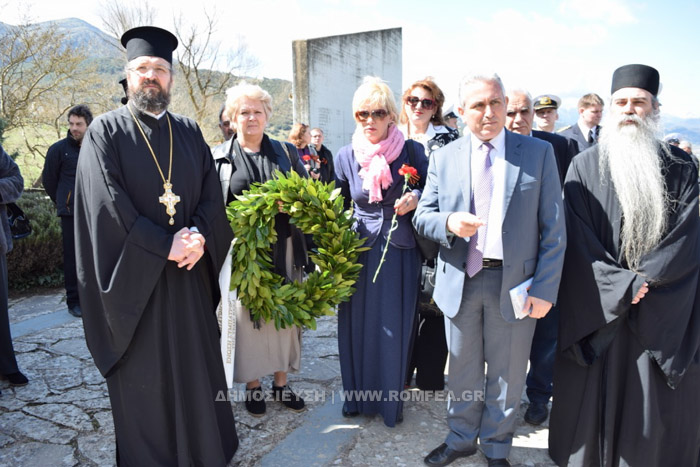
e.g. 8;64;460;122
405;96;436;110
355;109;389;121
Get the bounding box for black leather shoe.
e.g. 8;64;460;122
5;371;28;386
487;457;511;467
342;403;359;418
68;305;82;318
524;401;549;425
424;443;476;466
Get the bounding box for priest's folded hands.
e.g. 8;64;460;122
168;227;206;270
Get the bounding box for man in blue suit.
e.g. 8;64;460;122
415;73;566;467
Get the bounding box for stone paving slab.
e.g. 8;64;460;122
2;292;555;466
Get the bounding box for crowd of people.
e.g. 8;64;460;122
0;24;698;467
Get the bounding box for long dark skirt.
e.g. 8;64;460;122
338;240;420;427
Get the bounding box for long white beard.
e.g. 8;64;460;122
598;111;668;272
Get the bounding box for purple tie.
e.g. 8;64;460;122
466;142;494;277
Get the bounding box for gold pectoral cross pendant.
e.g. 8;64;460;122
159;181;181;225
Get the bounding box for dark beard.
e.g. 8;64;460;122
130;80;171;114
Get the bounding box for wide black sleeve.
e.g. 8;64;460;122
42;142;60;202
559;157;644;357
189;129;234;277
628;153;700;388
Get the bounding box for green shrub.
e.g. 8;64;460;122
7;191;63;291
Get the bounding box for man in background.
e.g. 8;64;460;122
558;93;604;152
680;140;694;156
310;127;335;183
443;105;460;131
532;94;561;133
42;104;93;318
504;89;577;426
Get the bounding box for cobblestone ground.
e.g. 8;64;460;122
0;292;555;466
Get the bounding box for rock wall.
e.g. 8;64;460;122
292;28;402;155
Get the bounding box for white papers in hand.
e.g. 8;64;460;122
509;277;534;320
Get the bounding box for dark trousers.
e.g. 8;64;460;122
406;311;448;390
526;304;559;404
0;254;19;374
61;216;79;309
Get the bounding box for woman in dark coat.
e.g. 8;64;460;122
335;77;428;427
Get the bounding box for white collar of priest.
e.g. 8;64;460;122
143;109;167;119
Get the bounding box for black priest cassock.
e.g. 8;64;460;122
74;103;238;464
549;143;700;466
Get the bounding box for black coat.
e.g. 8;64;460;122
42;131;81;216
532;129;579;185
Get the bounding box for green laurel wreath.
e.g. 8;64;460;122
226;170;368;330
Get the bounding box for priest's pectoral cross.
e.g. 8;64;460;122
159;182;180;225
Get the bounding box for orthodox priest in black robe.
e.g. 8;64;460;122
549;64;700;466
74;26;238;466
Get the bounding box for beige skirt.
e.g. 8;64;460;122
233;237;302;383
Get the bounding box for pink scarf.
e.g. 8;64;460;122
352;124;405;203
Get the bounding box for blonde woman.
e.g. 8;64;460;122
334;77;428;427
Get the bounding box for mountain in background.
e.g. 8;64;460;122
556;108;699;145
0;18;293;142
3;18;698;147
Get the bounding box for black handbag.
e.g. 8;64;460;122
413;229;439;261
7;202;31;240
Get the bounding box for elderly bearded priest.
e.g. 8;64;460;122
549;64;700;466
74;26;237;465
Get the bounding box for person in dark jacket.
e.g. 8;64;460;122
42;104;92;318
310;127;336;183
0;143;28;393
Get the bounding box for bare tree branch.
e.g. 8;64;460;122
172;8;259;129
98;0;156;43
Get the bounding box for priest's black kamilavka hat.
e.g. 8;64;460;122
611;64;660;96
120;26;178;64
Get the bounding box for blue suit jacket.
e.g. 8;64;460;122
413;130;566;321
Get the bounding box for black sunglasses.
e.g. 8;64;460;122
405;96;436;110
355;109;389;121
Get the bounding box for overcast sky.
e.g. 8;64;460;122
4;0;699;119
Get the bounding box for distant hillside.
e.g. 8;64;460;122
0;18;293;143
